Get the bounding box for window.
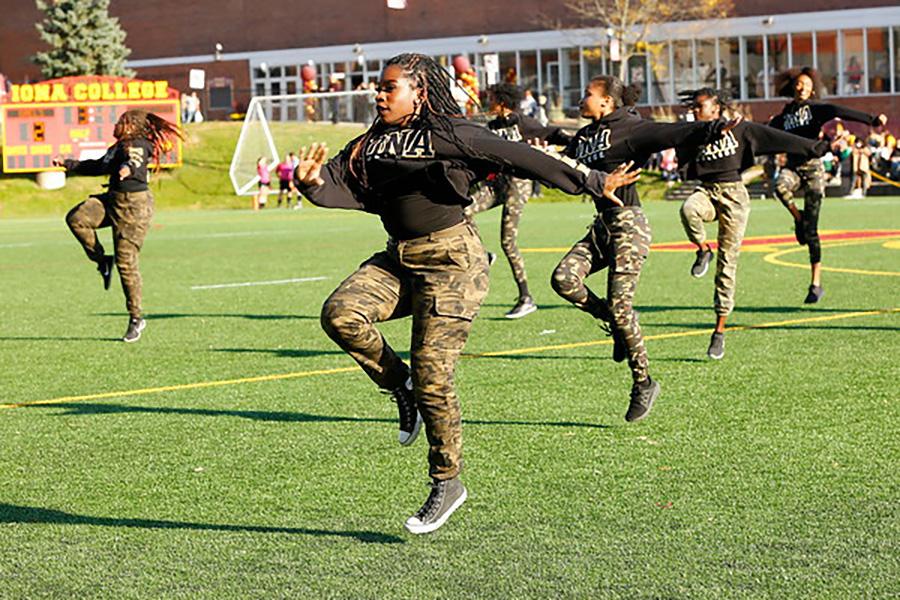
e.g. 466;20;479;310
817;31;838;96
767;34;789;98
648;41;671;104
583;46;604;81
841;30;864;95
628;53;649;103
561;47;582;108
542;50;560;111
209;81;233;110
498;51;517;85
696;39;717;87
791;32;813;69
672;40;693;95
519;50;538;93
745;36;764;99
720;38;740;99
867;28;890;93
895;27;900;93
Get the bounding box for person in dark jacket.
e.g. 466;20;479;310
677;88;828;359
547;74;738;423
56;110;182;342
293;53;638;535
768;67;887;303
466;82;573;319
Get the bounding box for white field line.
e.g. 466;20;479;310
191;276;328;290
0;243;35;249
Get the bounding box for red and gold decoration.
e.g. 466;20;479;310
452;55;479;116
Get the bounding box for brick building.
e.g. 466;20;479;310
1;0;898;122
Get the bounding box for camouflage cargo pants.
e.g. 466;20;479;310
551;207;652;382
65;190;154;318
775;158;825;264
465;176;532;296
680;182;751;316
320;222;490;481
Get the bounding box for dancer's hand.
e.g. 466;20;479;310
119;165;131;179
877;114;888;127
296;143;328;186
602;161;640;207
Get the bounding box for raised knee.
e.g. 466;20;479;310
550;267;573;296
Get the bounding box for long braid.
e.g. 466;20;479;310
350;53;509;194
117;109;184;168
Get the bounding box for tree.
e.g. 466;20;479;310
555;0;732;81
32;0;134;79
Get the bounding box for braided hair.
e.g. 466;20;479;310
773;67;825;99
678;87;732;109
488;82;524;111
115;109;184;167
349;53;499;193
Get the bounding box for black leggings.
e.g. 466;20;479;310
802;191;822;265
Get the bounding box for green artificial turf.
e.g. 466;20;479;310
0;188;897;597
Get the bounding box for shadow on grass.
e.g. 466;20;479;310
93;312;318;321
0;503;403;544
34;402;609;429
0;336;119;342
212;347;346;358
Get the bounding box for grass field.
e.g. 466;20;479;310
0;194;897;598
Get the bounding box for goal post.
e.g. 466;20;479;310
229;90;375;196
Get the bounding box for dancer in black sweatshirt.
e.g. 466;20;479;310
294;54;638;535
677;88;827;359
768;67;887;303
548;74;737;422
57;110;182;342
466;82;572;319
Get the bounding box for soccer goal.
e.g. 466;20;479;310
229;90;376;196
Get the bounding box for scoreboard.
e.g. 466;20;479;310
1;75;182;173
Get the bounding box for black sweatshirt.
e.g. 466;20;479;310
677;121;828;183
297;117;608;240
63;138;153;193
487;112;572;146
769;100;879;164
564;108;725;209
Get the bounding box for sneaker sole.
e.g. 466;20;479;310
707;348;725;360
404;487;468;535
123;320;146;343
399;411;423;446
690;263;710;278
504;304;537;319
804;290;824;304
625;382;660;423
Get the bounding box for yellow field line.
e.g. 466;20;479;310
763;236;900;277
2;308;895;410
0;367;358;410
468;308;897;357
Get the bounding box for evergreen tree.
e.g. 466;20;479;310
32;0;134;78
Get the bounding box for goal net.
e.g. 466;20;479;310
229;90;376;196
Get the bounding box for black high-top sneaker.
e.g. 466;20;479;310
391;378;422;446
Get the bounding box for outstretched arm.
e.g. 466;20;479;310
821;104;887;127
293;143;365;210
628;118;739;155
440;121;637;202
745;122;828;158
53;145;117;176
